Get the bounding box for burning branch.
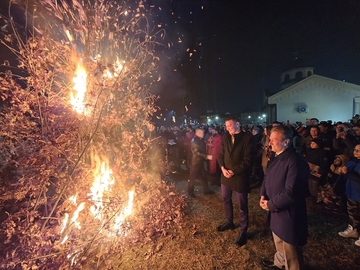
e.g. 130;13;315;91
0;0;186;269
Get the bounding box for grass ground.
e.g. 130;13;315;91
105;172;360;270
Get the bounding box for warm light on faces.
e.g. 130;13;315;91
269;131;289;153
354;145;360;158
225;120;239;135
310;141;319;149
196;129;204;138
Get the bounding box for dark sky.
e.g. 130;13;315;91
153;0;360;117
1;0;360;118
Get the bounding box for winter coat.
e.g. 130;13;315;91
217;131;253;193
305;147;328;182
344;159;360;202
260;146;310;246
189;136;207;168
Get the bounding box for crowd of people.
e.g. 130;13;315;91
152;116;360;270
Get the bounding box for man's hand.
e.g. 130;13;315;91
221;166;233;178
259;196;269;211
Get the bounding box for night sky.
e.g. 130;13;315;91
153;0;360;117
1;0;360;118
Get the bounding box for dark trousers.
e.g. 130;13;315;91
188;162;209;194
221;184;249;233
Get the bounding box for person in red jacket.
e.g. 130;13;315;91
206;126;222;186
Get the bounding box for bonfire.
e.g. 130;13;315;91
0;0;186;269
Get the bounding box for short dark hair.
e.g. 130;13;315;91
271;125;293;141
225;115;240;123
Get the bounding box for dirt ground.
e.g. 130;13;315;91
108;171;360;270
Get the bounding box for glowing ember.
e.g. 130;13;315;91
65;29;73;42
70;62;88;115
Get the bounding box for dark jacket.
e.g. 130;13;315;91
333;133;356;158
305;147;328;182
189;136;207;168
260;146;310;246
217;131;253;193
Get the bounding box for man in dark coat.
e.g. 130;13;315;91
260;125;310;270
187;128;214;198
217;116;254;247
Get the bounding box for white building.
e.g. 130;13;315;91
267;67;360;124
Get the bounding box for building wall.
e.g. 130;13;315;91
268;75;360;124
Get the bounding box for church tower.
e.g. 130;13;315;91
280;51;314;90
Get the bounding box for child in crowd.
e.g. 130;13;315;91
318;155;349;211
338;144;360;247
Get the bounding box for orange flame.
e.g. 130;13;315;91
70;62;88;115
112;190;135;235
89;161;114;220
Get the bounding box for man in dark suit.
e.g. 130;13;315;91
260;125;310;270
217;116;254;247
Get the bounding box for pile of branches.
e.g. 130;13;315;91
0;0;186;269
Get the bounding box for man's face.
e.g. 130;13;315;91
251;129;259;135
336;124;348;133
269;130;289;153
318;124;327;133
196;129;204;138
310;127;318;137
311;119;319;125
353;126;360;137
225;120;239;135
